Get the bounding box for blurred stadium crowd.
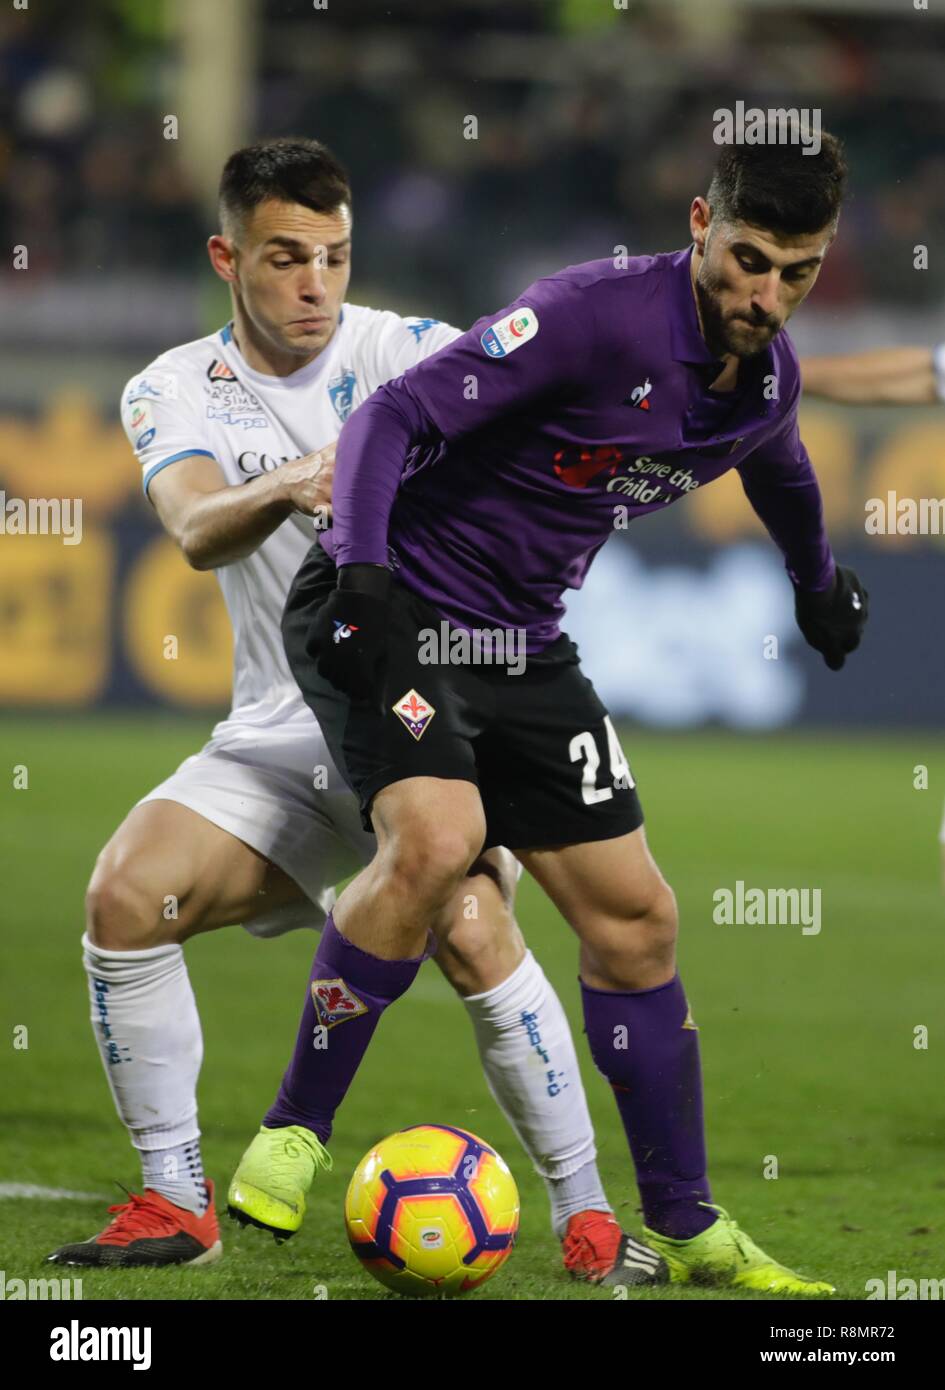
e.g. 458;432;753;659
2;0;944;725
3;0;945;351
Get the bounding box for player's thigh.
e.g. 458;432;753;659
435;847;526;996
283;550;483;849
86;799;305;949
475;637;642;856
518;826;678;987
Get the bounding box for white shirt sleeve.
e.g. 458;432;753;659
359;309;463;393
120;362;216;496
933;343;945;404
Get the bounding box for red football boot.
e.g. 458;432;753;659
48;1182;222;1267
562;1209;668;1287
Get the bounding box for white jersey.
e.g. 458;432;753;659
120;308;460;727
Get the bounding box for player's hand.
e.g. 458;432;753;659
306;565;390;706
277;445;335;518
794;565;868;671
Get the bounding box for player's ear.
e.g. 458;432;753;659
208;234;238;283
690;197;710;251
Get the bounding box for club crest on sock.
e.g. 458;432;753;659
311;977;368;1029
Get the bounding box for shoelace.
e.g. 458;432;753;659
562;1212;619;1268
271;1130;333;1184
103;1192;182;1241
697;1201;748;1260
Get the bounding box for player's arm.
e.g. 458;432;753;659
312;288;594;700
330;290;590;569
800;346;942;405
148;448;334;571
121;366;335;570
737;414;834;593
315;313;464;578
736;408;868;670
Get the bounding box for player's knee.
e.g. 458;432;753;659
436;851;525;995
381;816;485;906
437;920;494;995
85;859;181;950
437;909;523;996
640;878;679;959
468;847;519;913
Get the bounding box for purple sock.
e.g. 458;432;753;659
264;913;425;1143
581;973;714;1240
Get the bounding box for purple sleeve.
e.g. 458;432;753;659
328;279;595;568
736;407;836;592
328;385;430;567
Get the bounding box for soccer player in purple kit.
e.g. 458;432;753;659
231;128;868;1293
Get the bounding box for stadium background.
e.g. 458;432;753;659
3;0;945;724
2;0;943;1304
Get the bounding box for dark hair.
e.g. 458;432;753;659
707;127;847;236
218;137;351;236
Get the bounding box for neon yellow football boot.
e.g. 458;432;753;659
643;1204;835;1296
227;1125;332;1240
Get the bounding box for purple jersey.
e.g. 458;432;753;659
323;247;835;651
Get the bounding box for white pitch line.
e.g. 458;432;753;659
0;1183;106;1201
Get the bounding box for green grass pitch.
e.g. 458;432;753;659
1;715;942;1301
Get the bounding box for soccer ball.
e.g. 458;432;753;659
344;1124;520;1297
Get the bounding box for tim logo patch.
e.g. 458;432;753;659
480;308;539;358
392;688;436;740
311;978;368;1029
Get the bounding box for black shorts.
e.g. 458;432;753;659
283;540;644;850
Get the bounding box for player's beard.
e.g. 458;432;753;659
694;263;781;361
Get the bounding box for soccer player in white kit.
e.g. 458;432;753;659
800;342;945;884
48;138;659;1286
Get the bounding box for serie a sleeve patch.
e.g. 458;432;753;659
480;308;540;359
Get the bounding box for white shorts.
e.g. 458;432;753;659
138;709;377;938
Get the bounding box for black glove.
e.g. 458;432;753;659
794;564;868;671
307;564;390;705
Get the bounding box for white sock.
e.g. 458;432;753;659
463;950;611;1237
82;933;207;1215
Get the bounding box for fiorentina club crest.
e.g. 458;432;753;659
392;688;436;741
311;978;368;1029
